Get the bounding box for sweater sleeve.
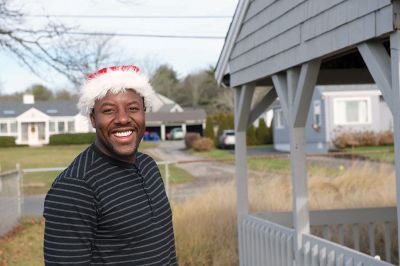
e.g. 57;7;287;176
43;177;97;265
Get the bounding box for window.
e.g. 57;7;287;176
10;122;17;133
58;121;65;132
3;110;15;115
68;121;75;133
334;97;371;125
275;109;284;129
49;122;56;132
313;100;321;131
38;123;46;140
0;123;7;133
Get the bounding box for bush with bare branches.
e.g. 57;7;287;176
333;130;393;148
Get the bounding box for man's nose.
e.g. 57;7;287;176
115;109;129;124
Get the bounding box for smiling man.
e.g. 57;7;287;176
43;66;177;265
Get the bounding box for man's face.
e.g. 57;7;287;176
90;89;145;163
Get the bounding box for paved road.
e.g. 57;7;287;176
150;140;237;202
23;194;45;217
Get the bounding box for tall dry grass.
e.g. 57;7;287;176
172;182;238;266
250;162;395;212
172;162;396;265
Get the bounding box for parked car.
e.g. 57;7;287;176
143;131;160;141
218;129;235;149
167;128;185;140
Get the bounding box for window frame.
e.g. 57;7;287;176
333;97;372;125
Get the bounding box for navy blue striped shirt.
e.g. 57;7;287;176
43;144;177;265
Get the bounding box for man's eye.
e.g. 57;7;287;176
129;107;140;111
102;109;114;114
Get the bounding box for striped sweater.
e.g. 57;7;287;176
43;144;177;265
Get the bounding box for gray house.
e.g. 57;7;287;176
273;84;393;153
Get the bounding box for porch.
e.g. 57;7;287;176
216;0;400;265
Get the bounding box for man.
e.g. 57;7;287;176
43;65;177;265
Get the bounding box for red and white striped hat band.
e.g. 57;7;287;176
78;65;155;116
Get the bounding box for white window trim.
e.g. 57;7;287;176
313;100;321;125
333;97;372;125
275;109;284;129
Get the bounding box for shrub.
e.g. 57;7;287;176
255;118;273;144
333;130;393;148
49;133;96;145
377;130;394;145
184;132;201;149
246;125;258;145
203;117;215;140
192;137;214;152
0;136;16;147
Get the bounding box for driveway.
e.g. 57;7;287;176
149;141;237;202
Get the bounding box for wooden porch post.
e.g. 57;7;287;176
234;84;255;266
390;32;400;261
358;30;400;259
272;60;320;263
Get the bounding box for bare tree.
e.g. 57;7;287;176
0;0;127;88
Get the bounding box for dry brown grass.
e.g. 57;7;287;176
249;162;395;212
172;162;396;265
1;163;396;265
172;182;238;266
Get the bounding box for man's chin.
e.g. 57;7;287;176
114;143;140;157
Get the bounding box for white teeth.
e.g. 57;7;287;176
114;131;132;137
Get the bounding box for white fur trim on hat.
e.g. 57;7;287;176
78;66;155;116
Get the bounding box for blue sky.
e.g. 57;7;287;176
0;0;238;94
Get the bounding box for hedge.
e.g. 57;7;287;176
49;133;96;145
0;136;17;147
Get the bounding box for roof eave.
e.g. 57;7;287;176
215;0;250;87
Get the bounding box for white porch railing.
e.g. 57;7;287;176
241;215;294;266
300;234;393;266
241;207;397;266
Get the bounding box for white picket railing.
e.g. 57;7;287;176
241;207;397;266
241;215;294;266
300;234;393;266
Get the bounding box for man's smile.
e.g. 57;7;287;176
113;130;133;137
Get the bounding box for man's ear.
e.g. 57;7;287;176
90;111;96;128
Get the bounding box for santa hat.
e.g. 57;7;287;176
78;65;155;116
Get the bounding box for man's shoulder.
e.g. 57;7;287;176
57;144;99;182
136;152;158;169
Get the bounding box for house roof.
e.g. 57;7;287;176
157;103;179;112
146;109;206;123
0;100;79;118
317;84;379;93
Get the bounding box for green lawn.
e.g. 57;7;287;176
0;142;192;195
191;147;343;176
343;145;394;162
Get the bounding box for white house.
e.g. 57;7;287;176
0;93;206;146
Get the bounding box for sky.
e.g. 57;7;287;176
0;0;238;94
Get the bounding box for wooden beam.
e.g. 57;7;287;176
272;73;290;125
389;31;400;264
233;85;249;266
290;127;310;252
293;60;321;127
287;67;300;110
235;84;255;131
247;88;277;127
358;41;394;112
